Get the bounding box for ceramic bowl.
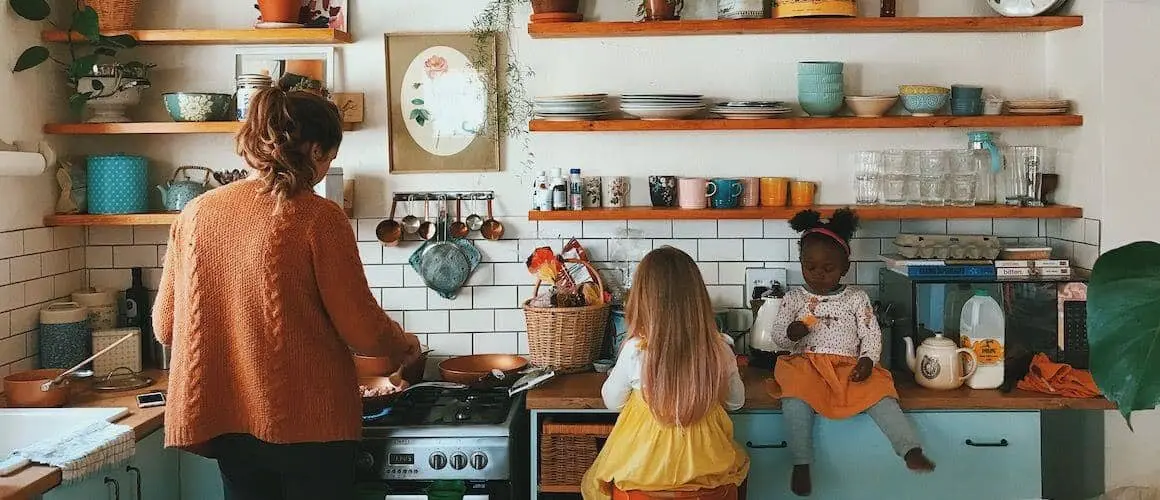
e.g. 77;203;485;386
163;93;233;122
799;82;845;93
899;85;950;95
797;73;845;84
951;85;984;99
901;92;949;116
797;61;844;74
846;95;899;117
799;93;845;117
950;98;983;116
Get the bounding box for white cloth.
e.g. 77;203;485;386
5;421;135;482
603;333;745;412
769;286;884;362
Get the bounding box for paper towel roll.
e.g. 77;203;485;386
0;151;47;176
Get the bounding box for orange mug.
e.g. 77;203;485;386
760;177;790;207
790;181;817;207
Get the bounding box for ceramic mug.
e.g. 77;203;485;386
790;181;817;207
760;177;790;207
740;178;760;207
602;176;630;208
678;177;716;209
649;175;678;207
710;178;743;209
583;177;602;208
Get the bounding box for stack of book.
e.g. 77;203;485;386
881;254;1071;279
994;259;1071;278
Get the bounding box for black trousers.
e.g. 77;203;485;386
210;433;358;500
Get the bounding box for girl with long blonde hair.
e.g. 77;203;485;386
582;246;749;500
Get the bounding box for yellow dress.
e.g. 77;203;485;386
580;391;750;500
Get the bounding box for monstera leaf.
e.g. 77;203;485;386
1088;241;1160;425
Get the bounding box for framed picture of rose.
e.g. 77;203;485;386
385;33;499;174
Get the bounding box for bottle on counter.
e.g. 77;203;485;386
959;289;1005;390
568;168;583;211
125;267;156;368
533;171;553;211
551;168;568;210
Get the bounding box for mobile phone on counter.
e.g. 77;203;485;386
137;391;166;408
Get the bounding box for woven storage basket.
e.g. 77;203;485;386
84;0;142;31
523;259;610;374
540;419;614;490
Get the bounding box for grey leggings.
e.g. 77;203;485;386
782;397;921;465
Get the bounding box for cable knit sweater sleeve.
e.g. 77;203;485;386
153;215;181;346
310;204;408;359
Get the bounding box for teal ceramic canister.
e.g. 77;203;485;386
87;154;148;214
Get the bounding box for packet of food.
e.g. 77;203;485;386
800;315;819;329
561;238;591;262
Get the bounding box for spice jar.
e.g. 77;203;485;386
236;73;273;121
39;302;91;369
71;287;118;330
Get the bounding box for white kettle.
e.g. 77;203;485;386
749;296;783;353
904;333;978;390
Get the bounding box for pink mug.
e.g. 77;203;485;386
740;178;760;207
678;177;716;209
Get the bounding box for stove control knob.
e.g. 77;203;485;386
429;452;448;470
470;453;488;470
450;452;469;470
356;452;375;471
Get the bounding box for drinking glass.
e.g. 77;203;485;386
918;175;946;206
883;174;908;205
855;177;880;205
918;150;948;177
949;150;980;174
854;151;883;205
855;151;884;177
883;149;912;175
949;173;978;207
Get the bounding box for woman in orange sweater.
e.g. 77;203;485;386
153;87;421;500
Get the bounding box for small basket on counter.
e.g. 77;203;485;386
539;419;615;491
523;242;611;374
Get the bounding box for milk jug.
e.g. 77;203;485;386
959;290;1005;389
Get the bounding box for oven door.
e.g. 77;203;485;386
357;480;495;500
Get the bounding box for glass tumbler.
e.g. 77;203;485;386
883;149;913;175
854;151;884;205
918;175;947;206
883;174;908;205
949;174;978;207
918;150;948;177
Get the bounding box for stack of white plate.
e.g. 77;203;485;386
711;101;793;119
620;94;704;120
1006;99;1070;115
534;94;612;121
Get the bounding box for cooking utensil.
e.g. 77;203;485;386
438;354;529;387
417;199;436;241
360;373;466;412
480;198;505;241
401;195;420;234
353;347;431;382
91;366;154;392
375;199;403;246
408;207;481;299
449;199;469;239
3;369;69;407
42;330;138;391
156;166;214;211
465;195;485;232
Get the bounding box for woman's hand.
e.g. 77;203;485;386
397;334;423;366
850;357;874;382
786;321;810;342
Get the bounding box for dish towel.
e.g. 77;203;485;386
5;421;135;482
1016;353;1101;398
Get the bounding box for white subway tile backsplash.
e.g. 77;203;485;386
25;330;38;357
856;220;901;238
707;285;744;308
11;305;38;335
88;227;133;246
718;220;763;239
86;247;113;269
466;263;495;287
857;262;885;285
472;332;518;354
718;263;762;286
364;265;404;288
381;288;427;311
25;277;53;305
10;255;41;282
518;333;529;356
0;335;26;365
1073;243;1099;270
428;288;473;310
0;284;22;314
113;246;158;268
474;286;517;309
1048;239;1073;260
537;221;582;239
132;226;169;245
54;227;85;250
576;239;608;262
654;239;698;260
405;311;449;333
0;233;23;260
697;263;719;285
762;220;798;239
23;228;53;254
519;239;561;260
608;239;652;262
698;239;743;262
494;309;525;331
69;248;85;272
42;250;70;276
744;239;788;262
1061;219;1084;242
1044;219;1062;238
382;244;414;265
673;221;717;239
386;310;403;324
582;221;627;239
450;310;493;333
1084;219;1101;246
493;263;527;286
900;219;947;234
627;220;672;239
356;219;383;242
498;218;538;240
357;242;383;265
476;240;520;263
0;312;9;339
849;239;882;261
993;219;1040;237
947;219;993;235
403;266;426;288
0;260;10;286
427;333;474;356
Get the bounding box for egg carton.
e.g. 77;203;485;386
893;234;1002;260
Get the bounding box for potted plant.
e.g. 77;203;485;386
531;0;580;14
10;0;154;117
633;0;684;20
470;0;538;180
1087;241;1160;424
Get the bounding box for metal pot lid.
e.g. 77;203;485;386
92;367;154;392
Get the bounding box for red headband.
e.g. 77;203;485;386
803;228;850;255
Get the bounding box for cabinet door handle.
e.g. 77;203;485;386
965;439;1009;447
126;465;142;499
104;477;121;500
746;440;788;449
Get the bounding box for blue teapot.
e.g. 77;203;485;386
157;166;213;211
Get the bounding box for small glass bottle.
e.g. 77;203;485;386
551;168;568;210
568;168;583;210
881;0;896;17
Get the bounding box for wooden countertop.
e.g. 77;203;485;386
526;367;1116;411
0;371;169;500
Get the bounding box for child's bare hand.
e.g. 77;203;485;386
850;357;874;382
787;321;810;342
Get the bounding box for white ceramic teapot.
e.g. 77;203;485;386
903;333;978;390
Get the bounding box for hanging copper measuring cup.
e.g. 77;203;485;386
375;199;403;246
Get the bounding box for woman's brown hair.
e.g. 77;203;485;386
235;87;343;203
626;246;731;426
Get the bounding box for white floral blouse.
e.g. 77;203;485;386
769;286;883;362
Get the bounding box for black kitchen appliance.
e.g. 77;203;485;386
358;385;527;500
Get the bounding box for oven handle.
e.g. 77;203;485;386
382;496;490;500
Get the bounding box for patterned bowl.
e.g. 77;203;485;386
163;93;233;122
899;85;951;95
901;92;949;117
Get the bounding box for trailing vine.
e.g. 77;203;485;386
470;0;537;182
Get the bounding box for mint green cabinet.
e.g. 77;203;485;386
131;429;178;499
730;412;792;499
178;451;225;500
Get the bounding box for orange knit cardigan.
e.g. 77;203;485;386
153;180;410;449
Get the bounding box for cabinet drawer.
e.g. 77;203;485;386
731;414;792;499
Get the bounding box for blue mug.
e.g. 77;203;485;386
710;178;743;209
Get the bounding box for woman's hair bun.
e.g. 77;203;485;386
789;210;823;233
788;207;860;244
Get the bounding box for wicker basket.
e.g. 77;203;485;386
523;259;610;374
540;419;615;490
84;0;142;31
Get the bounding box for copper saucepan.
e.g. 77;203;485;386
438;354;529;388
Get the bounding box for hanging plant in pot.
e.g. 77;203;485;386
633;0;685;21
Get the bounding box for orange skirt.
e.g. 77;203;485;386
613;484;740;500
772;353;898;420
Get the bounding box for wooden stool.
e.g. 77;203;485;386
611;482;745;500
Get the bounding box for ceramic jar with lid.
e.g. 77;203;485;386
87;154;148;214
237;73;274;121
71;288;118;330
39;302;91;369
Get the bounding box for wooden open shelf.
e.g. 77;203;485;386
529;16;1083;38
44;121;356;135
46;213;178;227
42;28;351;45
531;115;1082;132
528;205;1083;221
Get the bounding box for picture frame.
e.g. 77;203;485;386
385;33;500;174
235;47;337;91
